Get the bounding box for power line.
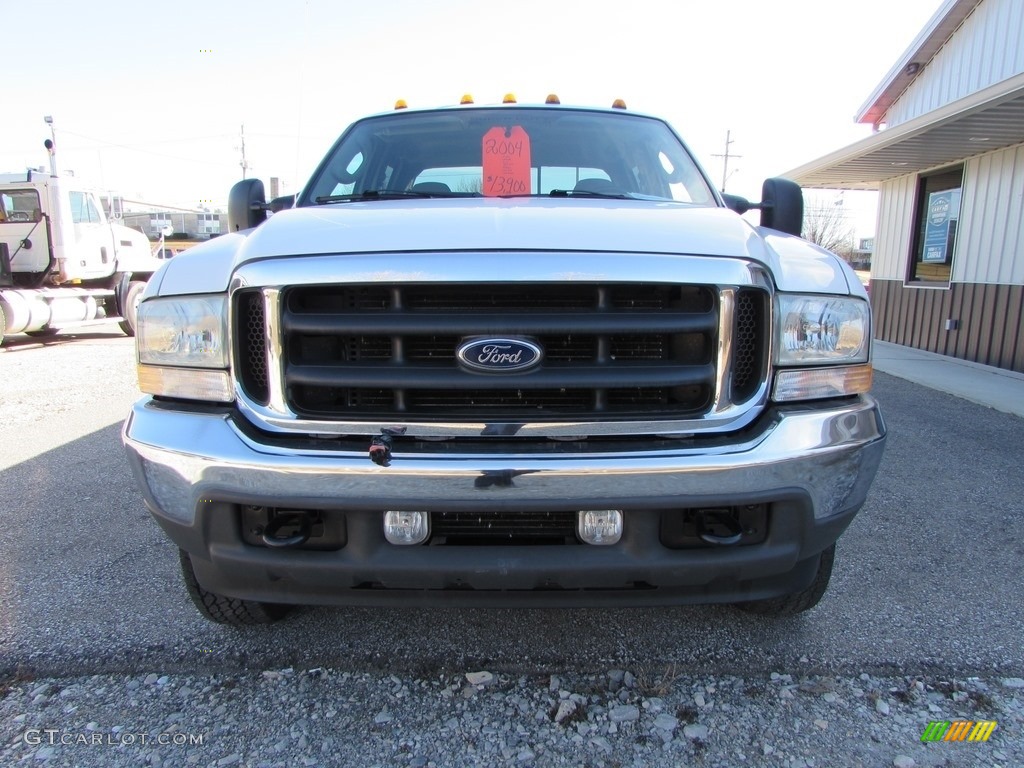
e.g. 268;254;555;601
60;129;234;147
55;129;238;169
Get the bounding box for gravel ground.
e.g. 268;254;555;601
2;667;1022;767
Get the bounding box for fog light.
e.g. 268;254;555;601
577;510;623;545
383;511;430;545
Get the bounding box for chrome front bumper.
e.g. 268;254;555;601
122;396;885;605
125;396;884;523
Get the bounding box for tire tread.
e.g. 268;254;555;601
178;550;289;625
735;544;836;616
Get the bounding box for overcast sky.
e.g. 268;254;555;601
3;0;943;233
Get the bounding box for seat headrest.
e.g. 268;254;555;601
411;181;452;194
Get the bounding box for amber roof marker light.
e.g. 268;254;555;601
545;94;561;104
502;93;517;104
394;99;407;110
611;99;627;109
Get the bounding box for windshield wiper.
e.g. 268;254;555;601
547;189;631;199
315;189;477;204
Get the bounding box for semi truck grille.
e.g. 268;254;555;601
235;283;768;421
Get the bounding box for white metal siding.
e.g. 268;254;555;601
885;0;1024;127
872;144;1024;285
872;175;917;281
954;142;1024;284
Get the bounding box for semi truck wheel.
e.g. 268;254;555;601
118;280;147;337
178;549;291;625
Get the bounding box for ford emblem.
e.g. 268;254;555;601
456;337;543;373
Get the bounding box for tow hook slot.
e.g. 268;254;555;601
696;509;744;546
241;505;347;551
261;512;313;548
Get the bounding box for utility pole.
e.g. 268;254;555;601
43;115;57;176
712;130;742;193
239;124;249;179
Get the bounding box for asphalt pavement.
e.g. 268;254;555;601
1;330;1021;682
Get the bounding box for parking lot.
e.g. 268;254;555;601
1;330;1022;767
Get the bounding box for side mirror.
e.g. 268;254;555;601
269;194;296;214
759;178;803;237
721;193;751;215
720;179;804;238
228;179;267;232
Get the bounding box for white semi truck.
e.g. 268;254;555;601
0;168;163;344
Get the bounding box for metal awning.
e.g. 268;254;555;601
783;72;1024;190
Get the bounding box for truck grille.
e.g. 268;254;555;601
235;283;767;421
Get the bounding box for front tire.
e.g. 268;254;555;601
118;280;147;337
178;549;291;625
735;544;835;616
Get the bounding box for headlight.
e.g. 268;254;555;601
775;295;869;366
773;294;872;402
136;296;233;403
138;296;228;367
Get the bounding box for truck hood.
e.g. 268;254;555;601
153;198;858;296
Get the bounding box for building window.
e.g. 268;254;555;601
908;164;963;285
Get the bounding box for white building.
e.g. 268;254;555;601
785;0;1024;372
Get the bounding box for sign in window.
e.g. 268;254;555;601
909;165;963;285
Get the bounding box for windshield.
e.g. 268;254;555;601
299;107;716;206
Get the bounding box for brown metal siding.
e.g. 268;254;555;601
872;279;1024;373
1006;285;1024;371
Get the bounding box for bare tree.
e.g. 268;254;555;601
456;176;483;194
802;197;855;259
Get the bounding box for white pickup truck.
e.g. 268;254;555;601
123;98;886;624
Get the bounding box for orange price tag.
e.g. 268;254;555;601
482;126;531;197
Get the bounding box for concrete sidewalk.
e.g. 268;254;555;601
871;340;1024;418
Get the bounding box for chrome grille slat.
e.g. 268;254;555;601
231;263;771;433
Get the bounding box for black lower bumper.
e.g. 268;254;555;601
167;496;857;608
124;395;885;607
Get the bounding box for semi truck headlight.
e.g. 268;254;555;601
775;295;869;365
136;296;232;402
